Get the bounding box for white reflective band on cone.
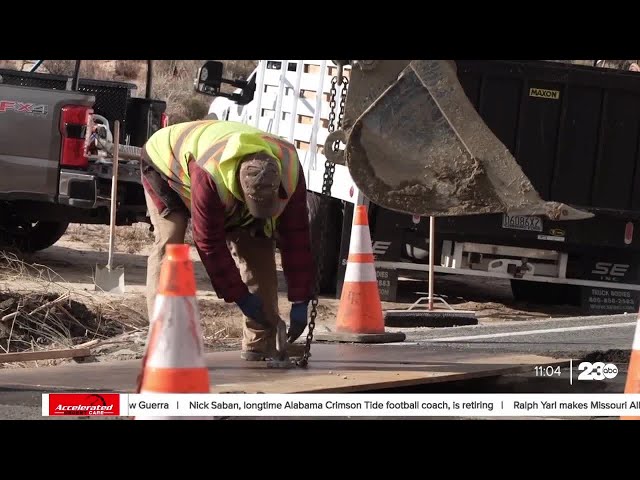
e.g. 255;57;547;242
344;261;378;282
146;295;206;369
348;225;374;254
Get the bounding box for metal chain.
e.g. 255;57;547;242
297;72;348;368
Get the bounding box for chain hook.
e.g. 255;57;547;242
332;60;351;86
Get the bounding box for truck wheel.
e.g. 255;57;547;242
510;279;580;306
307;192;343;295
0;220;70;253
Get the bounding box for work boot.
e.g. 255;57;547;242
240;350;269;361
240;320;286;362
240;332;277;361
239;337;306;361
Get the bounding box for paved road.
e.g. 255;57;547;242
394;312;637;357
1;313;635;420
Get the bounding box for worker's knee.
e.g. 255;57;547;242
153;213;188;247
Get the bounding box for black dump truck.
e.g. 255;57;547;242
353;60;640;314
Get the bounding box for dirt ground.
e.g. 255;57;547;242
0;222;587;369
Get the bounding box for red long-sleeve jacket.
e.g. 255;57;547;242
143;160;315;305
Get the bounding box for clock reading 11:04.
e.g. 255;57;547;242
534;365;562;377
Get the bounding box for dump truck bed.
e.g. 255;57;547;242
456;60;640;216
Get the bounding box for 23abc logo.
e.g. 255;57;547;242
577;361;618;380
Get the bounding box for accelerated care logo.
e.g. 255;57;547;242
49;393;120;416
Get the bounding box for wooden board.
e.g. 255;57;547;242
0;343;572;394
0;348;91;364
211;345;571;393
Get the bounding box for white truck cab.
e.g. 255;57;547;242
204;60;359;204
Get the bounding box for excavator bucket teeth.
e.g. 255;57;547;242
342;60;593;221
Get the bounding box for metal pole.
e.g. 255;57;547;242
146;60;153;99
72;61;81;91
272;60;287;135
108;121;120;272
288;60;303;143
253;61;267;128
29;60;44;73
309;60;327;172
429;216;435;310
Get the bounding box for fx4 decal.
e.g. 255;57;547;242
0;100;48;116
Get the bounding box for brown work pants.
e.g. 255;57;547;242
144;190;281;354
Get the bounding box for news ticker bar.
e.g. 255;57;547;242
42;393;640;417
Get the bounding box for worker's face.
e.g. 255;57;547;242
239;158;280;218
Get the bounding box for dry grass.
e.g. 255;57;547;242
0;251;143;361
0;59;258;124
8;59;640;124
65;223;155;254
201;315;243;345
65;222;193;254
147;60;257;124
114;224;155;254
117;294;243;349
197;300;244;348
0;225;247;367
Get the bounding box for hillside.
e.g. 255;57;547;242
0;60;258;124
1;59;638;124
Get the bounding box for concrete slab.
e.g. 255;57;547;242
0;343;572;394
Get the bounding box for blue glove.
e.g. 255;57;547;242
288;301;309;343
236;293;268;327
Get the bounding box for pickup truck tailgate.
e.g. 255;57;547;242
0;85;94;202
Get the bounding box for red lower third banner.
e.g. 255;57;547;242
46;393;121;416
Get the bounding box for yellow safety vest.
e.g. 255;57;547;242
144;120;300;236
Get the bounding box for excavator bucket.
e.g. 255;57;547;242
325;60;592;221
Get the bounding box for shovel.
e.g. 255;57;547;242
95;120;125;294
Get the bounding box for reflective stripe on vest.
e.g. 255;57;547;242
144;120;213;204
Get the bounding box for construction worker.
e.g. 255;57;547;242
140;119;315;361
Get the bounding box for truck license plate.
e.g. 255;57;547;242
502;214;543;232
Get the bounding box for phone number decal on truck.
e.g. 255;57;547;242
501;214;543;232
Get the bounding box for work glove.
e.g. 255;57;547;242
236;292;268;327
287;301;309;343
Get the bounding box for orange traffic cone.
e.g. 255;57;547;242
622;311;640;420
136;243;211;420
315;205;405;344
